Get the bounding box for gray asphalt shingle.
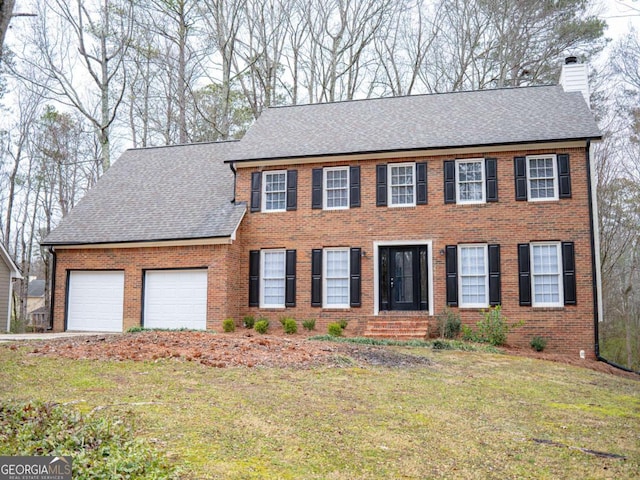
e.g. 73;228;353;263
43;141;245;246
232;85;601;162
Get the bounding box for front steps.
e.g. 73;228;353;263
363;317;429;340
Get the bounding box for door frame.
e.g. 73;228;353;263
373;240;433;316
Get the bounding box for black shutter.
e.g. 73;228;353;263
485;158;498;202
350;166;361;207
444;160;456;204
514;156;527;201
285;250;296;307
488;244;501;306
445;245;458;306
311;249;323;307
376;164;387;206
416;162;428;205
286;170;297;211
350;248;361;307
249;250;260;306
312;168;323;209
557;154;572;198
562;241;577;305
250;172;261;212
518;243;531;306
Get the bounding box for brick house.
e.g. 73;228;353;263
42;61;602;356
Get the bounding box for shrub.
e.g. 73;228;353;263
0;400;175;479
473;305;524;346
283;318;298;334
222;318;235;333
243;316;255;329
338;319;349;330
254;319;269;334
126;326;145;333
328;322;343;337
302;319;316;331
461;324;476;342
436;308;462;339
530;336;547;352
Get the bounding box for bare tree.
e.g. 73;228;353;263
14;0;134;172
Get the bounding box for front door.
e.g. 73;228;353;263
379;246;428;311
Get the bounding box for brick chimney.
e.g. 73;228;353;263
559;56;590;107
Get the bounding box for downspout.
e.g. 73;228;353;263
229;161;237;204
587;140;638;374
48;246;56;331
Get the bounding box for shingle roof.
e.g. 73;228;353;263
231;85;601;162
42;141;245;246
27;280;45;297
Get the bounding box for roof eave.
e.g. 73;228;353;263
226;136;602;166
42;234;237;250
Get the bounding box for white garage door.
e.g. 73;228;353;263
67;271;124;332
144;269;208;330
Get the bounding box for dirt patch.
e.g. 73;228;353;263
19;331;432;369
502;345;639;380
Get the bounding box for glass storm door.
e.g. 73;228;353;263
379;246;428;311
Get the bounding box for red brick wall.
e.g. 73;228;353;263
52;244;236;332
234;146;597;357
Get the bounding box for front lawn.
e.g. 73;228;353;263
0;338;638;479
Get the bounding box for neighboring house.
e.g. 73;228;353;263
42;60;603;356
0;242;21;332
26;278;45;314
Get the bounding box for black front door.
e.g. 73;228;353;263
379;246;428;311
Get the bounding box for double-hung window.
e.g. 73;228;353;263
458;245;488;307
527;155;558;201
263;171;287;211
324;248;350;308
456;159;485;203
324;167;349;210
531;243;562;306
261;250;286;308
389;163;415;207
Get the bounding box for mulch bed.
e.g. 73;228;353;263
4;331;637;378
16;331;432;369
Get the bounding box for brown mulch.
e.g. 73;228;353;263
5;331;638;378
18;331;432;369
501;345;640;380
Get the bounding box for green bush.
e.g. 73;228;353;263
338;319;349;330
254;320;269;334
472;305;524;346
530;336;548;352
461;324;476;342
126;326;145;333
436;308;462;339
0;400;176;479
302;319;316;331
222;318;235;333
243;316;255;329
328;322;343;337
283;318;298;334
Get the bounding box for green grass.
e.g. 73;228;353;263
0;344;638;479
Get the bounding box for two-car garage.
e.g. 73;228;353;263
66;269;208;332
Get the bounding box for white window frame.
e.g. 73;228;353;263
387;162;416;207
323;167;349;210
526;155;558;202
262;170;287;212
323;247;350;308
530;242;563;307
455;158;485;204
260;249;286;308
458;244;489;308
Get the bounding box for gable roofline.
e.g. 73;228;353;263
256;83;559;111
0;243;21;279
124;138;240;153
226;138;601;167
